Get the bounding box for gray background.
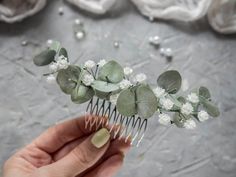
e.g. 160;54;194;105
0;0;236;177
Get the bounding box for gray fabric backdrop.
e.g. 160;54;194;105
0;0;236;177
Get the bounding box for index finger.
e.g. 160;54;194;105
30;115;107;153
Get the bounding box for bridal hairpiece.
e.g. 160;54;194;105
33;41;220;146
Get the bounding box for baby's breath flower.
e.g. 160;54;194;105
181;102;194;115
198;110;209;122
98;59;107;67
184;119;196;129
84;60;96;69
187;93;199;103
82;74;94;86
134;73;147;83
46;74;56;84
49;62;58;72
160;98;174;110
124;67;133;75
57;56;69;70
153;86;166;98
158;113;171;126
110;93;120;105
119;79;132;89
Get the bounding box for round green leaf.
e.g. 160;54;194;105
177;96;186;104
202;99;220;117
91;80;119;93
56;66;81;94
117;89;137;117
33;49;56;66
98;60;124;83
71;85;94;104
95;90;110;100
157;70;182;94
136;85;158;118
173;113;185;128
59;48;68;58
199;86;211;99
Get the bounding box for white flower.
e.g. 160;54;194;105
158;113;171;126
198;110;209;122
184;119;196;129
134;73;147;83
160;98;174;110
84;60;96;69
82;74;94;86
46;75;56;84
57;56;69;70
153;86;166;98
49;62;58;72
98;59;107;67
119;79;132;89
110;93;119;105
187;93;199;103
181;102;194;115
124;67;133;75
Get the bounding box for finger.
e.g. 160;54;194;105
30;115;107;153
45;128;111;177
83;154;124;177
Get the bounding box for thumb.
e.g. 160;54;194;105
46;128;110;177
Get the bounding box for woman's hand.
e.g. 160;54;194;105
3;115;131;177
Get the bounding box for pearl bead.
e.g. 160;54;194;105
74;19;82;25
76;31;85;40
113;41;120;48
47;39;53;46
149;36;161;46
21;40;28;46
165;48;173;58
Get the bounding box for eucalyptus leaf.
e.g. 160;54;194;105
92;80;119;92
95;90;110;100
98;60;124;83
71;85;94;104
177;96;186;104
157;70;182;94
202;99;220;117
33;49;56;66
117;89;137;117
199;86;211;99
56;66;81;94
59;48;68;58
136;85;158;118
173;113;185;128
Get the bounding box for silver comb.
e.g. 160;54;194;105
85;97;148;147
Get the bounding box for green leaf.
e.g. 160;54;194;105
71;85;94;104
177;96;186;104
56;66;81;94
50;41;61;52
173;113;185;128
136;85;158;118
59;48;68;58
98;60;124;83
33;49;56;66
201;99;220;117
91;80;119;93
117;89;137;117
199;86;211;99
95;90;110;100
157;70;182;94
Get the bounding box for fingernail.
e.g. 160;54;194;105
91;128;110;148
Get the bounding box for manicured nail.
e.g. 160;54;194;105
91;128;110;148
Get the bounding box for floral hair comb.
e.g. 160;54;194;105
33;41;220;147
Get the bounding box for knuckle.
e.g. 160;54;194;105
71;146;93;168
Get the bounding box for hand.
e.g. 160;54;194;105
3;115;131;177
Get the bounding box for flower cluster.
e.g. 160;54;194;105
33;42;220;130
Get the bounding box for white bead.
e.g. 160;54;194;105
74;19;82;25
165;48;173;57
149;36;161;46
76;31;85;40
58;7;64;15
47;39;53;46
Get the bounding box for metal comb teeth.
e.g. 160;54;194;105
85;97;148;147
